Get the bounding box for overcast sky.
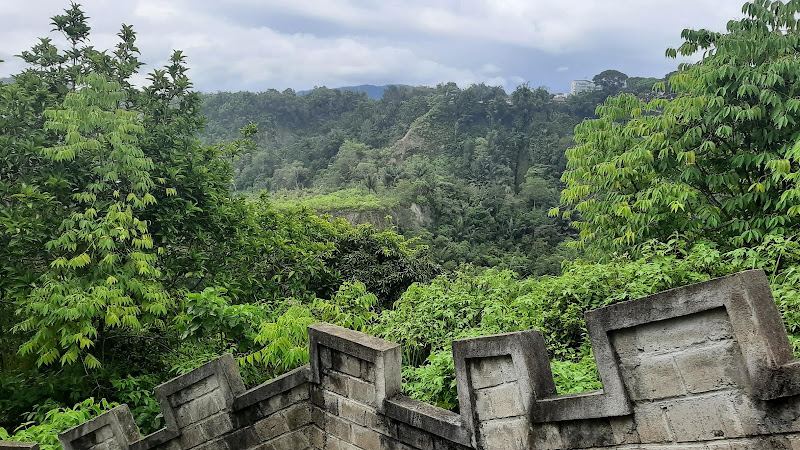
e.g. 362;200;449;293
0;1;746;94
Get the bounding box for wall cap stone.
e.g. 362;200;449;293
0;443;40;449
232;364;311;411
384;395;471;447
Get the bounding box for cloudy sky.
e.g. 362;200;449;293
1;1;745;94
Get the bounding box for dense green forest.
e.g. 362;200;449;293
200;72;663;275
5;1;800;448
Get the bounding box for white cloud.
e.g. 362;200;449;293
235;0;742;57
480;63;502;75
0;0;749;92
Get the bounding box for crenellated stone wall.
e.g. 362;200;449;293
5;269;800;449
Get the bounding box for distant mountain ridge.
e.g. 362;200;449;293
298;84;409;99
0;77;12;85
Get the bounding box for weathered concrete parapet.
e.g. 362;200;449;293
524;269;800;448
0;443;40;449
590;268;800;401
3;268;797;449
57;354;248;450
452;330;556;448
308;322;402;414
307;322;471;448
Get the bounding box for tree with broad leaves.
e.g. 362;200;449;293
555;0;800;255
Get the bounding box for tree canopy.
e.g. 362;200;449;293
592;69;629;93
8;2;800;448
557;0;800;255
0;3;435;434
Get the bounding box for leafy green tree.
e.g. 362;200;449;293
271;161;311;191
557;0;800;254
15;73;169;369
592;69;629;93
0;3;437;436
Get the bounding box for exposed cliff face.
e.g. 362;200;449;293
327;203;430;230
391;122;427;158
390;108;448;161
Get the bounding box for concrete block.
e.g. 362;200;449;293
674;341;747;394
265;427;311;450
787;432;800;449
330;351;364;379
254;412;291;441
174;392;225;428
234;365;310;413
320;346;332;370
169;375;220;408
351;424;381;448
612;308;734;362
259;384;310;417
221;426;260;449
178;421;211;449
93;425;114;442
621;354;686;401
199;413;234;440
323;435;342;450
321;371;349;398
556;417;616;449
338;440;361;450
474;383;525;420
469;355;518;390
322;412;352;442
383;395;471;447
318;390;340;415
347;377;377;407
479;417;529;450
529;423;563;449
663;391;757;442
394;421;434;449
338;398;369;426
284;403;312;430
308;425;324;448
609;416;639;444
191;438;229;450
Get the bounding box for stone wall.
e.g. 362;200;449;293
4;269;800;449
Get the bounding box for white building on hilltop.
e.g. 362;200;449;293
571;79;601;95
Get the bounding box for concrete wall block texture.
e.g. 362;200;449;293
0;444;40;450
173;392;225;428
478;417;528;449
619;353;687;400
612;308;734;360
673;341;748;394
468;355;518;390
474;383;525;420
6;270;789;449
169;376;220;408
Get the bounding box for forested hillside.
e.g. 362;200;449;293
5;1;800;448
200;76;662;275
0;5;435;444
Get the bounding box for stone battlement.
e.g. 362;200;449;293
4;269;800;449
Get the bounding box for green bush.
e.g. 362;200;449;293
0;398;116;450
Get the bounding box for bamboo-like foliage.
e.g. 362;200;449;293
14;74;170;368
